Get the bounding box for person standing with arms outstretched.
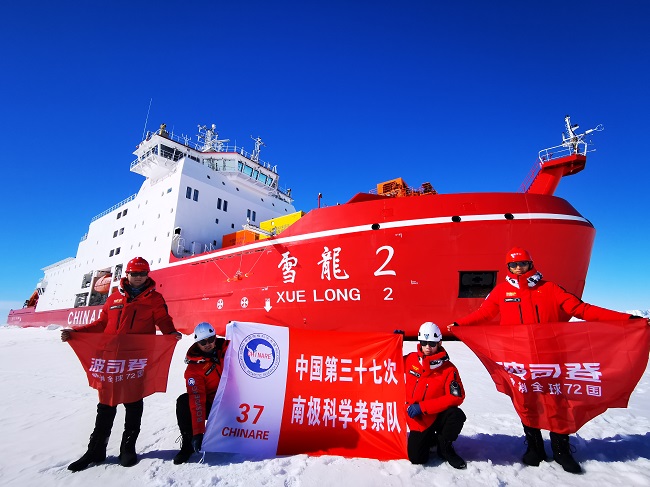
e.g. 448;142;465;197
449;247;647;474
61;257;181;472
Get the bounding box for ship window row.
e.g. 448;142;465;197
217;198;229;212
109;247;121;257
116;208;128;219
112;228;125;238
237;161;274;187
186;186;199;201
247;209;257;222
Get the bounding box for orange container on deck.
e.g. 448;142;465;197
222;230;259;248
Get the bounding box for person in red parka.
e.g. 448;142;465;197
404;322;467;469
173;322;229;464
61;257;181;472
449;247;647;474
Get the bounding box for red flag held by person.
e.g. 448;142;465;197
68;333;177;406
453;320;649;434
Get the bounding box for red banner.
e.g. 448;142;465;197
277;329;407;460
68;334;178;406
453;320;650;434
203;322;407;460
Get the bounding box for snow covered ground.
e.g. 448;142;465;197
0;324;648;487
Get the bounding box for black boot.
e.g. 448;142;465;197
119;429;140;467
550;432;582;474
522;425;548;466
119;400;143;467
68;403;116;472
173;434;194;465
68;433;109;472
437;436;467;469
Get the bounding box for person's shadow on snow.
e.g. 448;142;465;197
454;432;650;465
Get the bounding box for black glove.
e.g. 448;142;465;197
407;403;422;418
192;433;204;452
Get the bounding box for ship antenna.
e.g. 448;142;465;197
141;98;152;140
197;123;229;152
250;135;265;162
561;115;604;155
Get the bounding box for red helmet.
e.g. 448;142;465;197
126;257;150;273
505;247;533;264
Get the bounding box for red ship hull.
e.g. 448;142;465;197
10;192;594;337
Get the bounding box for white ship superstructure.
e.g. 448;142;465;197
35;123;295;312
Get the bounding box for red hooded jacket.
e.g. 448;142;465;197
456;268;632;326
184;338;228;435
75;276;177;335
404;345;465;432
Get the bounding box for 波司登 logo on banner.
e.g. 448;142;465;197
238;333;281;379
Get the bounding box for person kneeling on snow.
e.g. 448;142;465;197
404;322;467;469
173;322;228;464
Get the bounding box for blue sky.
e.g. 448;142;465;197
1;1;648;321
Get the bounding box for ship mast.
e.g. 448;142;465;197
197;124;230;152
250;135;265;162
561;115;603;155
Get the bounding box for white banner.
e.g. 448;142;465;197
202;321;289;456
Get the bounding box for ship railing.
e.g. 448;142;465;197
537;139;593;164
519;140;596;193
41;257;75;271
518;141;596;192
142;128;278;173
90;194;137;222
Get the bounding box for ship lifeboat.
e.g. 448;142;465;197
93;275;112;294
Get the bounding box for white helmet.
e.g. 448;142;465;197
418;322;442;342
193;322;215;343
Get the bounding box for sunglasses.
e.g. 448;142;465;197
507;261;531;269
420;340;440;347
198;335;216;346
128;271;149;277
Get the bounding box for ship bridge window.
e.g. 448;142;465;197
193;189;199;201
458;271;497;298
161;144;183;161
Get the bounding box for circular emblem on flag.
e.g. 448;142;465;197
188;378;195;386
238;333;280;379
